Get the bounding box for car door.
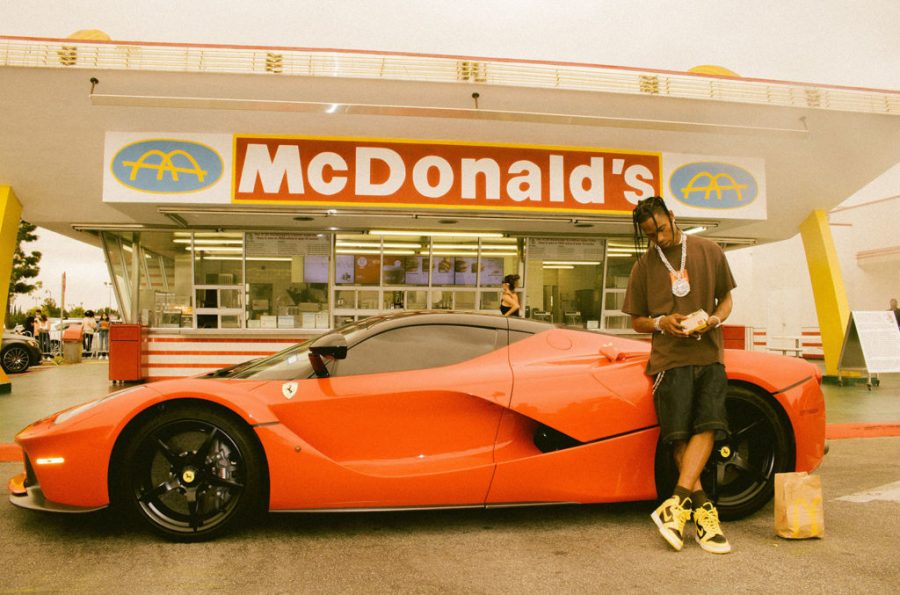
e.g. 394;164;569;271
264;322;513;509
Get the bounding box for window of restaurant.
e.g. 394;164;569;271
332;232;522;326
601;239;640;330
244;232;330;330
524;238;605;327
102;230;638;332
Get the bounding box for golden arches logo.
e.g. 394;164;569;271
681;172;748;202
121;149;208;183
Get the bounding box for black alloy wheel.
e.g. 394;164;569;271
115;404;264;541
2;345;32;374
656;385;793;520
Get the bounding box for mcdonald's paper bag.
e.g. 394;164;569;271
774;472;824;539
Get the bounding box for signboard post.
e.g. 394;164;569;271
837;311;900;389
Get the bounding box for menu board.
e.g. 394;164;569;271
404;256;429;285
432;256;455;285
481;257;505;286
335;254;355;284
354;255;381;285
454;257;477;286
303;255;329;284
382;257;406;284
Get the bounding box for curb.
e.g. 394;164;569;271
825;423;900;440
2;422;900;463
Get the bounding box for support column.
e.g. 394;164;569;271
0;187;24;394
799;209;850;377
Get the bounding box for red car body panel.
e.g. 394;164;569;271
11;317;826;515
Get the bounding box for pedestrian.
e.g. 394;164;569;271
23;312;35;337
97;313;110;358
890;298;900;327
500;274;521;317
622;196;736;554
37;314;51;356
81;310;97;354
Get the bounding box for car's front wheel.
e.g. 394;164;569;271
114;403;265;541
2;345;32;374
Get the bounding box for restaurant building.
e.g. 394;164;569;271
1;35;898;380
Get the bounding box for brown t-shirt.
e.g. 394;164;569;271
623;234;736;375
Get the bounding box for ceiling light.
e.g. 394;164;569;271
543;260;602;266
683;226;707;235
336;249;416;255
336;241;422;248
543;265;575;269
370;230;504;238
431;251;517;257
183;246;243;253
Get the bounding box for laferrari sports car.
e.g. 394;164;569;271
8;312;826;541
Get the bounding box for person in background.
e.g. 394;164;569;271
500;274;521;317
890;298;900;327
81;310;97;354
623;196;735;555
97;313;110;359
23;312;35;337
38;314;51;357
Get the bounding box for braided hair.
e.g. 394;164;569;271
631;196;674;254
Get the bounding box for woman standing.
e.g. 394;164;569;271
500;274;521;317
97;313;110;359
37;314;51;357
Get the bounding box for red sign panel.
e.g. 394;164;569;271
233;136;660;214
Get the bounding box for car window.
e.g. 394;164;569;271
222;342;314;380
334;324;502;377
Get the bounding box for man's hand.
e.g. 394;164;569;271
659;313;689;337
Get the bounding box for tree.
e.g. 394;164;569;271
7;220;42;314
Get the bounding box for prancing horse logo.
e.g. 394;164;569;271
281;382;298;400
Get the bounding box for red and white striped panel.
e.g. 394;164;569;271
800;327;824;359
751;328;767;352
143;334;308;381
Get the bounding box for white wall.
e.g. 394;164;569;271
726;162;900;333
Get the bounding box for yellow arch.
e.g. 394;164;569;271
121;150;207;182
682;172;748;201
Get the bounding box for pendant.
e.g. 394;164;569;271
672;278;691;297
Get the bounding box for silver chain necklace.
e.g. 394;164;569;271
655;231;690;297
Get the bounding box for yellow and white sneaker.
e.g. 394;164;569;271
651;495;693;551
693;502;732;554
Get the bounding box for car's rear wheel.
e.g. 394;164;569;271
656;385;793;520
115;403;264;541
2;345;32;374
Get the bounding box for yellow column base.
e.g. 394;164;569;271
0;186;23;393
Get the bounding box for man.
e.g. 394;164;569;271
890;298;900;328
623;196;736;554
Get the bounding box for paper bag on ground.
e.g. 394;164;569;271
774;471;825;539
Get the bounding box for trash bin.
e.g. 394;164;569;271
62;323;83;364
109;324;144;382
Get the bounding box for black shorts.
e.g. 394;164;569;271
652;363;729;444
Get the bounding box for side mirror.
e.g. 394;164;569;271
309;333;348;360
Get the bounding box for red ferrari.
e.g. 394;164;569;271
8;312;826;541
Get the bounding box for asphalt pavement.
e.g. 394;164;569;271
0;360;898;593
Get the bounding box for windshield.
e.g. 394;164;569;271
211;316;385;380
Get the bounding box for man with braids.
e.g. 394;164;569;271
622;196;736;554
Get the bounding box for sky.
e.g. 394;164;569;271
2;1;899;310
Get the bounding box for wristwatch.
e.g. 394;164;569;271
653;315;663;333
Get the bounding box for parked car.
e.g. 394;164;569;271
8;311;826;541
1;332;43;374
